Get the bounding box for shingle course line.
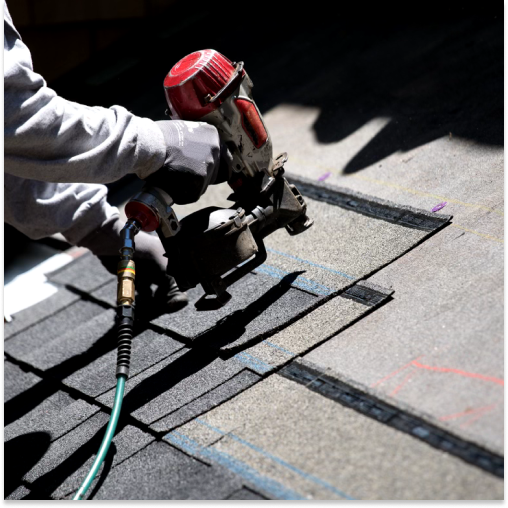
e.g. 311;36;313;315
285;172;452;231
279;361;503;478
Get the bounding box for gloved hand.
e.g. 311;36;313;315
147;120;231;205
78;215;188;313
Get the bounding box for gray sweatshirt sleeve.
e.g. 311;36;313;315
3;2;166;184
4;172;120;244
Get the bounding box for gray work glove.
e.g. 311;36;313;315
147;120;230;205
78;215;188;313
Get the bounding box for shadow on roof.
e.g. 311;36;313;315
50;1;502;177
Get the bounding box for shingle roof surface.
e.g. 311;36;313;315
4;178;453;499
167;375;502;500
4;2;502;499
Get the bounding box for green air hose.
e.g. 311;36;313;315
73;219;140;501
73;375;126;500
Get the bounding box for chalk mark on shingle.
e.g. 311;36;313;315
265;247;355;280
255;264;334;296
279;360;503;478
165;430;307;500
176;419;356;500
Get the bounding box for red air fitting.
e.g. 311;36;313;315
125;200;160;233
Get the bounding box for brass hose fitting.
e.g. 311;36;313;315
117;259;136;306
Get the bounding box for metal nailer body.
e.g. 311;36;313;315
125;49;313;308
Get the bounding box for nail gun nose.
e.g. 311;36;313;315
286;213;314;236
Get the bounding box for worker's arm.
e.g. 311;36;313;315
4;3;166;184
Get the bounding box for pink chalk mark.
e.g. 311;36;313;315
411;360;504;386
373;356;503;400
440;404;497;421
389;369;418;396
371;356;423;387
460;406;496;428
318;172;332;182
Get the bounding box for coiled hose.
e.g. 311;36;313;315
73;219;140;500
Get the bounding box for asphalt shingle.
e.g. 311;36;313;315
168;376;503;500
4;360;42;402
46;251;115;293
261;190;446;296
152;271;320;352
91;441;246;500
63;329;186;398
5;485;31;500
279;358;503;478
304;227;505;455
5;301;115;370
149;369;260;433
4;287;80;340
4;307;116;372
5;391;100;443
97;347;246;426
236;281;393;374
90;280;117;308
20;411;153;498
51;424;155;499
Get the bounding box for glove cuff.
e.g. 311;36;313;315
134;117;167;180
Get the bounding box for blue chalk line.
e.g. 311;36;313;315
256;264;333;296
234;351;273;374
193;419;355;500
266;247;355;280
165;430;305;500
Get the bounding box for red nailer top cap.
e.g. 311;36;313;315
163;49;238;121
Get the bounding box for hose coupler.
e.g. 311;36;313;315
117;259;136;307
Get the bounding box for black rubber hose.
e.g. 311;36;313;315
116;310;134;378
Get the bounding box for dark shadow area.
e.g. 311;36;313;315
193;271;305;353
4;432;51;498
118;273;299;415
4;274;180;426
8;272;298;497
48;1;501;178
4;377;62;427
5;1;501;275
22;418;118;499
5;321;118;424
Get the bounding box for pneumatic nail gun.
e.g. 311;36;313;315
125;49;313;309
